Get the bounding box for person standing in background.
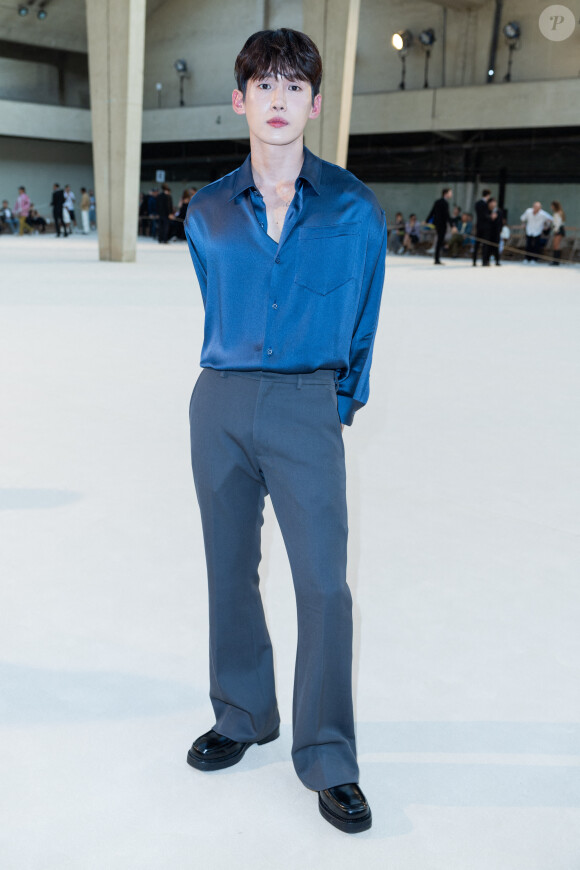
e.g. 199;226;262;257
472;189;492;266
426;187;453;265
64;185;77;231
14;187;32;236
520;201;553;263
550;201;565;266
80;187;91;234
89;190;97;229
156;184;173;244
51;184;67;237
483;198;502;266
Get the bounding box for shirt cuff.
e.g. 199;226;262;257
337;394;364;427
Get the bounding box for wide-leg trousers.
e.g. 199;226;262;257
189;367;359;791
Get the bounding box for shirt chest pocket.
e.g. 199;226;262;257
294;223;360;296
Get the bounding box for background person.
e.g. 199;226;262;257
520;201;553;262
51;183;67;237
426;187;453;265
1;200;18;233
14;186;32;235
550;200;566;266
387;211;405;254
472;189;491;266
64;185;77;231
80;187;90;234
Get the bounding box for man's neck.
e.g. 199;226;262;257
249;135;305;194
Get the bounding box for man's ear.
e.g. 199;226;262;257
232;89;246;115
309;92;322;120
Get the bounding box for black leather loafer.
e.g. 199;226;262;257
318;783;372;834
186;725;279;771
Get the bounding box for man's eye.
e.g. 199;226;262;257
258;83;271;90
288;84;301;91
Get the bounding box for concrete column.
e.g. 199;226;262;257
303;0;360;168
86;0;146;262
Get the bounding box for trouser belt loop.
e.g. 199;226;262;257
297;375;303;390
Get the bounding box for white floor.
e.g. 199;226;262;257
1;234;579;869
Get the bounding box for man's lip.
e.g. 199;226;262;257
267;118;288;127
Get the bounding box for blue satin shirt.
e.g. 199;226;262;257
184;147;386;425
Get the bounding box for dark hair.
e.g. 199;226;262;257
81;187;86;193
235;29;322;98
551;200;565;220
442;187;451;196
482;189;491;197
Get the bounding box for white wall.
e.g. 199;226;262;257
0;137;93;216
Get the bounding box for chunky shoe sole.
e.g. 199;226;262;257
318;795;372;834
186;725;280;771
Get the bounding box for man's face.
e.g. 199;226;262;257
232;73;321;147
445;190;453;201
532;201;541;213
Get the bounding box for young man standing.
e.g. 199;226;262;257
426;187;453;265
184;29;386;834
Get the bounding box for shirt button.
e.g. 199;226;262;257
275;256;280;264
272;303;278;309
267;348;273;355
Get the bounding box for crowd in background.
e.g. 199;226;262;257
138;186;197;243
0;184;96;236
387;191;567;266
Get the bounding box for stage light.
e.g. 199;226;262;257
37;9;47;19
174;60;189;107
392;30;412;53
419;28;436;47
503;21;520;42
18;6;29;15
503;22;521;81
418;28;436;88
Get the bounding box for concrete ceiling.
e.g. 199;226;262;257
0;0;167;53
424;0;492;9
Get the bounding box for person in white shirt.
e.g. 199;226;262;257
550;200;566;266
520;201;552;262
64;185;77;230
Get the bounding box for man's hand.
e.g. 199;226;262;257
341;424;344;432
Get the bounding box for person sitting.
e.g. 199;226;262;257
403;214;421;253
387;211;405;254
1;200;18;233
447;212;473;258
26;204;47;233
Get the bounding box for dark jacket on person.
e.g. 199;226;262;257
474;198;491;234
51;188;65;213
428;197;451;230
156;191;173;218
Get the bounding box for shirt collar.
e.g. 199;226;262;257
228;146;322;202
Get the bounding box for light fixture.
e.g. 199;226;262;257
503;21;521;82
18;5;29;15
37;8;47;19
391;30;413;90
503;21;521;41
174;59;189;106
392;30;412;53
419;28;435;47
418;28;436;88
155;82;163;109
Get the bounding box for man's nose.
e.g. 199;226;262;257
270;84;286;110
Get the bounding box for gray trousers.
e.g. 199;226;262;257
189;367;359;791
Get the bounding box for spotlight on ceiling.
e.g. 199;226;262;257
419;28;436;48
174;59;188;74
37;8;47;19
391;30;413;53
18;5;29;15
503;21;521;42
174;59;189;107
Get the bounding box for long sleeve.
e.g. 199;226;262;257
337;209;387;426
185;220;208;307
